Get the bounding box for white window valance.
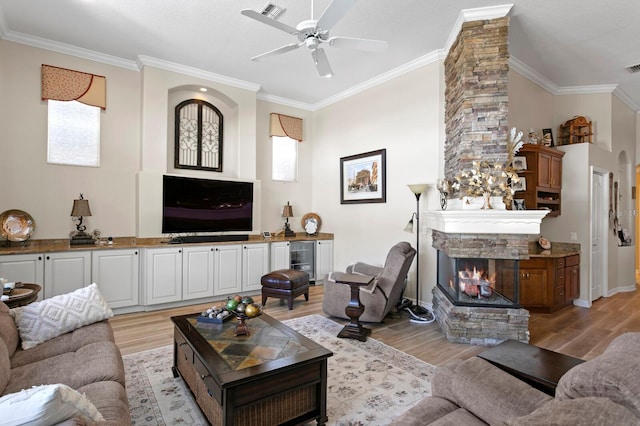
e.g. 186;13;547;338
270;113;303;142
41;64;106;110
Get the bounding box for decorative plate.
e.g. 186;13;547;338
538;236;551;250
301;213;321;234
0;209;36;242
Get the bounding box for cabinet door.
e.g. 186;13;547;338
291;241;315;279
92;249;139;308
0;253;45;302
213;245;242;296
315;240;334;283
182;246;215;300
550;155;562;189
44;251;91;299
270;241;290;271
518;268;549;307
538;153;551;188
565;264;580;302
242;243;269;292
143;248;182;305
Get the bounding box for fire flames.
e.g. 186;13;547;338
458;266;495;298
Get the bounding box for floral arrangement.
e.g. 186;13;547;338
451;161;520;198
450;128;524;208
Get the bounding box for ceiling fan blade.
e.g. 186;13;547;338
240;9;299;35
251;43;302;61
327;36;388;52
316;0;357;31
312;48;333;77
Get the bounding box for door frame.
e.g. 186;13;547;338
590;166;609;301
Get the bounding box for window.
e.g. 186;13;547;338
272;136;298;181
175;99;223;171
47;100;100;167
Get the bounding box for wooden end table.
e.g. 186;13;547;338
2;283;41;308
477;339;585;396
332;272;374;342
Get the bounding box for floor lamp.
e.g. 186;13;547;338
405;184;435;323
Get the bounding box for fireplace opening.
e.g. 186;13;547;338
437;250;520;308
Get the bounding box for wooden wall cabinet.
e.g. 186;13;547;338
558;116;592;145
515;145;565;217
518;254;580;313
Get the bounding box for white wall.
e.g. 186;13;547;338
507;70;554;137
312;61;444;305
0;40;141;239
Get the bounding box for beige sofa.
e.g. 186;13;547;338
392;333;640;425
0;300;130;425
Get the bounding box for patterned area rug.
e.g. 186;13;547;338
123;314;435;425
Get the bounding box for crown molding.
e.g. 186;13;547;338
256;92;315;111
309;49;446;111
1;29;138;70
445;4;514;53
136;56;261;93
613;87;640;112
509;56;559;94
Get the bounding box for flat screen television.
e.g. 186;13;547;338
162;175;253;234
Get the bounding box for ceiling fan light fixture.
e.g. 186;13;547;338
260;3;285;20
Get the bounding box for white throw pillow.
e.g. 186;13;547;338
10;283;113;350
0;383;105;425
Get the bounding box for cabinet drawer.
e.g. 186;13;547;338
566;255;580;267
555;269;565;287
194;355;222;405
555;286;565;306
555;258;565;269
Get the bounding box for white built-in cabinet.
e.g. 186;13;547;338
91;249;139;308
44;251;91;299
182;246;215;300
242;243;270;292
315;240;334;283
0;239;333;310
143;247;183;305
213;244;243;296
270;241;291;271
0;253;45;302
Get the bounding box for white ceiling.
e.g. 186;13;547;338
1;0;639;111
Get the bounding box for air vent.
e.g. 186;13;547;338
261;3;285;19
626;64;640;73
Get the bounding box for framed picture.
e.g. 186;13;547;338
340;149;386;204
512;177;526;191
513;199;526;210
542;128;554;147
513;156;527;171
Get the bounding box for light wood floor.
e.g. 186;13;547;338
111;284;640;366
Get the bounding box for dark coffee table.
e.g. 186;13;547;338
171;312;333;426
477;340;585;395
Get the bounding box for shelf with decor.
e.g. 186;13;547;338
558;116;592;145
514;145;565;217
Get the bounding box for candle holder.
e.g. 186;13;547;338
437;179;450;210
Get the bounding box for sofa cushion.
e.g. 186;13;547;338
0;301;19;357
556;332;640;419
76;381;131;425
449;357;552;425
11;283;113;350
0;338;9;395
389;396;486;426
499;397;640;426
0;383;104;425
10;320;114;369
5;341;125;395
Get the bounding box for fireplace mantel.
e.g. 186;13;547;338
425;210;549;235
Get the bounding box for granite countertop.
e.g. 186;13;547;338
528;241;580;258
0;232;334;255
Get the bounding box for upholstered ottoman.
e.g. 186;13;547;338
261;269;310;310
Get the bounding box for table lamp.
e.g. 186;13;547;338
70;194;95;245
282;201;295;237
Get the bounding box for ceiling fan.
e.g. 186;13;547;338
241;0;388;77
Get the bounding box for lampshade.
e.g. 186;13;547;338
70;198;92;217
408;183;429;195
404;217;414;233
282;202;293;218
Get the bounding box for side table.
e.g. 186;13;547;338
2;283;41;308
332;272;374;342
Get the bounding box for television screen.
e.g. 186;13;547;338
162;175;253;233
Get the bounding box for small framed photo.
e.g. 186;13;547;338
542;128;554;147
513;156;527;171
340;149;386;204
513;199;526;210
262;231;271;238
512;177;526;191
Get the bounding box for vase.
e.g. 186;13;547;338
481;191;493;210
